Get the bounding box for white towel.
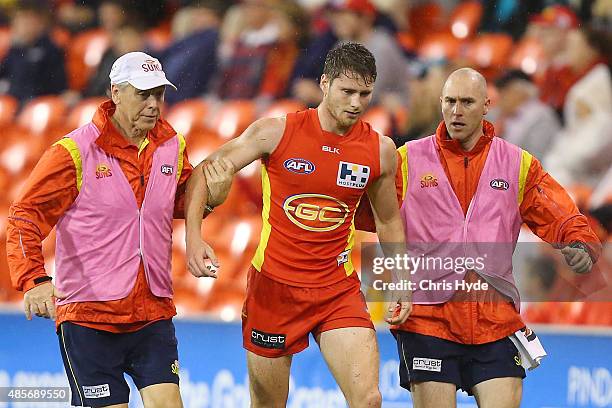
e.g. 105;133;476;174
508;327;547;371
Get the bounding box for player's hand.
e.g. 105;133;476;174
205;158;235;208
385;293;412;325
23;282;66;320
186;239;219;278
561;245;593;274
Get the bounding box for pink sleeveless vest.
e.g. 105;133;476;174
402;136;523;307
55;123;179;304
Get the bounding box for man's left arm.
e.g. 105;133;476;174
520;156;601;273
173;148;233;218
367;136;410;324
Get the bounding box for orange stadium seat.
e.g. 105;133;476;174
184;129;225;164
408;2;444;42
448;1;483;39
209;100;256;140
16;96;68;141
396;31;416;54
146;26;172;52
418;32;464;61
510;37;547;78
260;99;306;118
465;33;514;79
51;26;72;49
166;99;210;137
67;97;106;129
66;29;110;91
0;95;18;128
0;26;10;60
362;106;393;136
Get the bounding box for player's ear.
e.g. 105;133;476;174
320;74;330;96
483;97;491;115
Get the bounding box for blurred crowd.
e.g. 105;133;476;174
0;0;611;325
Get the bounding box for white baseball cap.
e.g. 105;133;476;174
109;51;177;90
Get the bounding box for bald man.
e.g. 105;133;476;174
359;68;600;407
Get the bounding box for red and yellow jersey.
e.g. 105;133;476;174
252;108;381;287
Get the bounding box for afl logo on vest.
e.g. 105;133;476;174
161;164;174;175
284;158;315;174
142;59;162;72
490;178;509;191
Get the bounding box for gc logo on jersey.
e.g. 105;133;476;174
284;158;315;174
337;161;370;189
283;193;349;232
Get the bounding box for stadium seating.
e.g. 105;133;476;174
448;1;483;39
66;29;110;91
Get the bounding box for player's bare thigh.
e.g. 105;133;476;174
471;377;522;408
139;383;182;408
410;381;456;408
316;327;382;408
247;350;293;408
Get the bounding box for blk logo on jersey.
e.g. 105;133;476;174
490;178;509;191
95;163;112;179
322;145;340;154
337;161;370;189
284;158;315;174
161;164;174;175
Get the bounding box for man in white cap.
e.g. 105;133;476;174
6;51;232;408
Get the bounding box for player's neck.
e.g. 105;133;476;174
316;105;352;136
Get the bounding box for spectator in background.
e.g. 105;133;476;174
544;24;612;187
290;0;410;108
395;59;450;145
493;69;561;160
529;5;581;118
83;22;148;97
480;0;544;40
213;0;304;101
0;0;67;104
96;0;140;33
161;0;228;105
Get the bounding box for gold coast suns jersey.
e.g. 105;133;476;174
251;108;381;287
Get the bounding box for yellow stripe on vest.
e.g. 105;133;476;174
518;150;533;205
398;144;408;200
251;164;272;271
54;138;83;191
177;133;186;183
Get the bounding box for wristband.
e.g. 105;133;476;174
33;276;53;285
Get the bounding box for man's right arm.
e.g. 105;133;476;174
6;143;79;293
184;117;285;278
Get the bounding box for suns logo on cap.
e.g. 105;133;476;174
142;59;162;73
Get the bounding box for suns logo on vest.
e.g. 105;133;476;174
95;163;112;179
420;173;438;188
490;178;509;191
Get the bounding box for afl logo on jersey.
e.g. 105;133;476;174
283;193;349;232
490;178;509;191
284;158;315;174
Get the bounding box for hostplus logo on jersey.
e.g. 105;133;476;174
337;161;370;189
